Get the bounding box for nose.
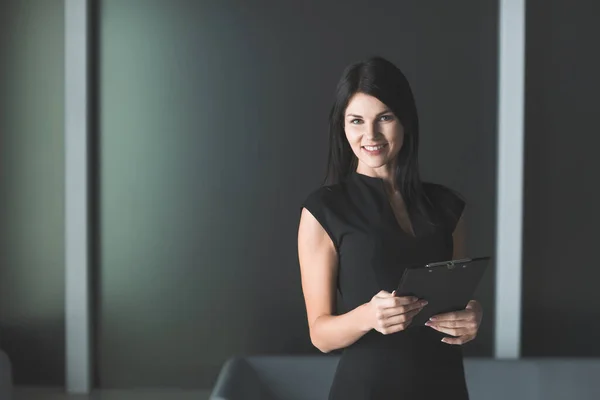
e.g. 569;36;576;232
364;122;381;140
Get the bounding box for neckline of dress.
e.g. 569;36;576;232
350;171;419;237
351;171;395;192
352;171;385;179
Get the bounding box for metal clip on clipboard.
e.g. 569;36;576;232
425;258;472;270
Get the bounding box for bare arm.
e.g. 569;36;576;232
297;208;372;353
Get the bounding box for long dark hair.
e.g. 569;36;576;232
324;56;432;222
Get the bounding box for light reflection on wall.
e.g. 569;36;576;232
0;0;65;386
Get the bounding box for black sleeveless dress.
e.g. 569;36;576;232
301;172;469;400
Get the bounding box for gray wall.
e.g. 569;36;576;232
522;0;600;356
0;0;65;386
97;0;497;389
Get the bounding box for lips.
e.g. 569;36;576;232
361;143;388;156
362;144;387;151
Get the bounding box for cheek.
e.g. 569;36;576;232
387;125;404;147
344;126;362;146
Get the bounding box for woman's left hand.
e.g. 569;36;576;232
425;300;483;345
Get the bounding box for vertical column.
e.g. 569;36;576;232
495;0;525;359
65;0;90;393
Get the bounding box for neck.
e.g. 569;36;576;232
356;163;398;192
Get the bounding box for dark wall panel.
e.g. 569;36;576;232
414;0;498;358
523;0;600;356
0;0;65;386
98;0;497;388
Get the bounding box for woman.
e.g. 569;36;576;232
297;56;483;399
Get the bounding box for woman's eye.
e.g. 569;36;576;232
351;119;362;125
380;115;393;122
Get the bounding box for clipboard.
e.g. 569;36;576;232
395;257;491;328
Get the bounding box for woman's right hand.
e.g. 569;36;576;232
367;290;428;334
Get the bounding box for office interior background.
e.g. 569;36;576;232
0;0;599;399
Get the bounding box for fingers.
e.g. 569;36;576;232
381;307;423;328
373;290;423;306
375;314;415;335
374;306;425;335
371;291;430;335
371;291;426;335
425;324;470;337
379;295;421;309
429;309;474;322
466;300;479;310
374;290;396;299
375;303;427;335
426;320;478;330
380;300;427;318
377;322;410;335
379;321;412;335
427;317;479;346
441;335;476;345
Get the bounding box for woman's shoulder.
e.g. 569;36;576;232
422;181;465;204
300;182;349;251
422;181;466;230
301;181;347;211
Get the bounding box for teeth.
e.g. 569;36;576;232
365;145;385;151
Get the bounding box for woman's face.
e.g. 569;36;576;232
344;92;404;175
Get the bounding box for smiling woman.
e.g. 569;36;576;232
298;56;480;400
344;94;404;162
322;57;435;228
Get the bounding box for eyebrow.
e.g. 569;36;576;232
346;109;392;118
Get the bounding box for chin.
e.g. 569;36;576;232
359;158;391;169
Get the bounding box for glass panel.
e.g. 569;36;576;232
0;0;65;386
